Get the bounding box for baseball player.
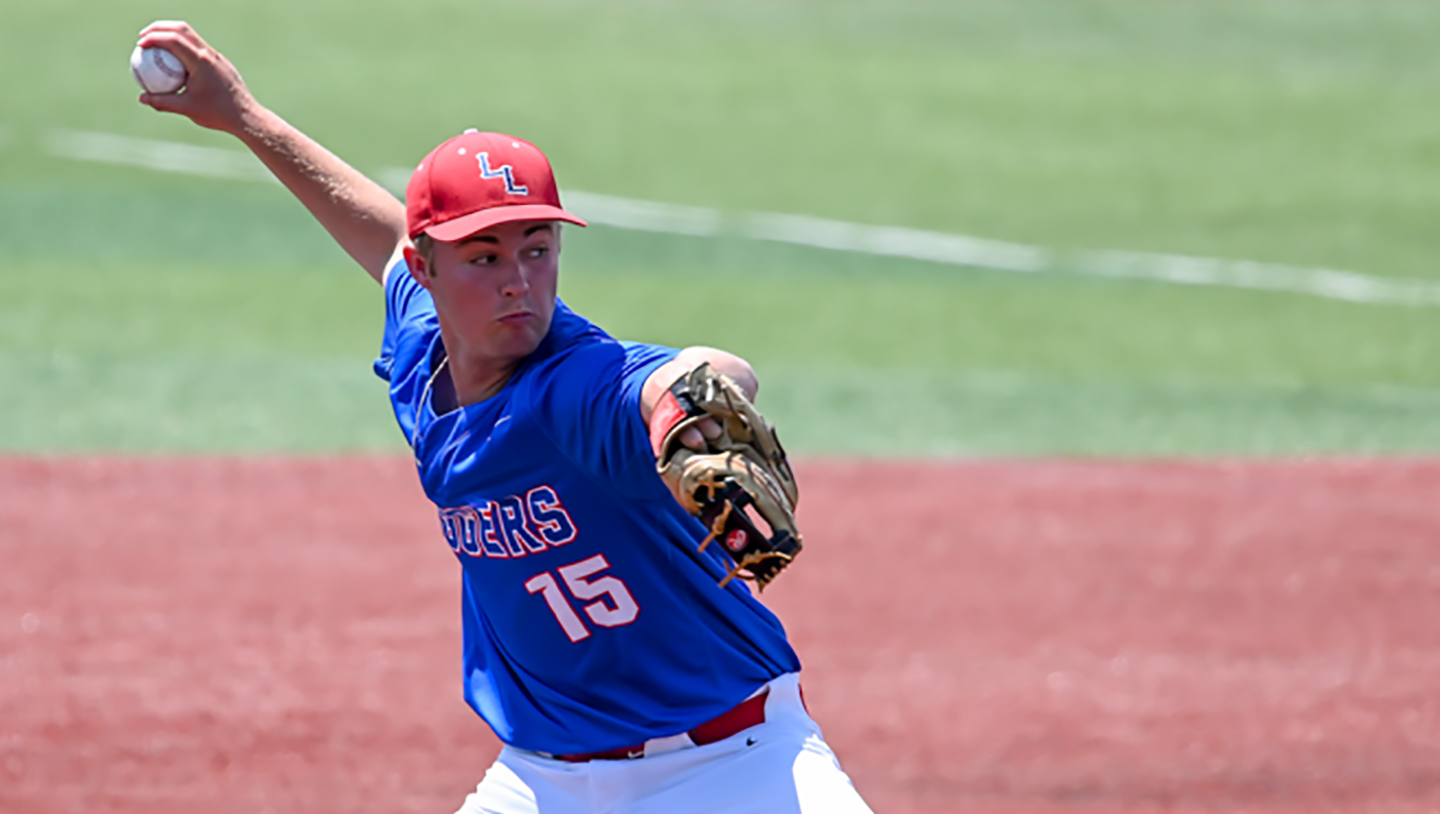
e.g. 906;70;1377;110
136;22;873;814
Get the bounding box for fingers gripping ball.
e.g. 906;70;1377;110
130;46;187;94
651;363;802;590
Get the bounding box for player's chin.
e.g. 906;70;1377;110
491;316;549;357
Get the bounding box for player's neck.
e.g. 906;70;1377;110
434;332;521;410
448;358;517;408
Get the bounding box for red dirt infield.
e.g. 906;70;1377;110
2;457;1439;814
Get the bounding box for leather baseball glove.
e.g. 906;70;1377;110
649;363;802;590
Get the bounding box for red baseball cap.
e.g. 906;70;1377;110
405;130;587;241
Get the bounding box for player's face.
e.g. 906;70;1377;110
423;220;560;364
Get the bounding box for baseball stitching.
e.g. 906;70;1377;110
154;50;185;80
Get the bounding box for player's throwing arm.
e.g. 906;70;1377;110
133;21;406;282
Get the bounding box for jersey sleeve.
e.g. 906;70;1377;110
530;339;679;499
373;256;434;383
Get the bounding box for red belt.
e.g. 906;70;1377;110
555;689;769;762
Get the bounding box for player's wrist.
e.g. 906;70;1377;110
232;100;283;143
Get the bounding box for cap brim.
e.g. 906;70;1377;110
423;204;587;242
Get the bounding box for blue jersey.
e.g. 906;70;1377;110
373;261;801;755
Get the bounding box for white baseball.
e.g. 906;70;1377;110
130;45;188;94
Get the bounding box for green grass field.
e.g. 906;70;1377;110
4;0;1440;455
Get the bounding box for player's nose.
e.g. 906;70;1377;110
497;256;532;297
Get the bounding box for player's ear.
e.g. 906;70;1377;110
403;243;432;289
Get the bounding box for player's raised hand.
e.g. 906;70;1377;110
135;21;258;135
130;20;407;283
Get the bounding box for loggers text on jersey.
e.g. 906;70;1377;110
439;485;578;558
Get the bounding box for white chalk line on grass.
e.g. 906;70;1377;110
49;129;1440;308
48;128;279;184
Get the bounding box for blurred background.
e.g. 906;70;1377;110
4;0;1440;456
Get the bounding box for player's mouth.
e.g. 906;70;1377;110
497;310;536;325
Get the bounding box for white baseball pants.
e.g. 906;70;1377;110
453;673;874;814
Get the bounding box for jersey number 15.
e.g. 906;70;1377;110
524;554;639;643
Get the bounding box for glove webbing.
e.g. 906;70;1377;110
695;477;801;589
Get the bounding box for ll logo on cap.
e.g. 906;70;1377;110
405;131;586;241
477;152;528;196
